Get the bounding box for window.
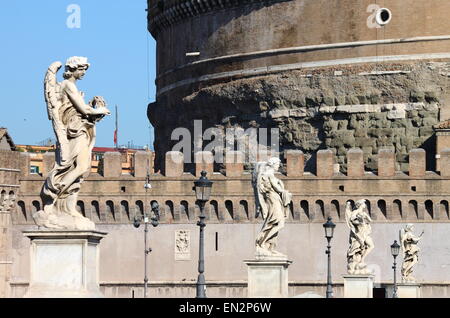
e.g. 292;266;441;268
30;166;40;174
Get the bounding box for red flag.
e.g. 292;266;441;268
114;129;118;146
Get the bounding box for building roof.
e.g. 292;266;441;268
93;147;120;153
434;120;450;130
92;147;140;153
0;128;16;150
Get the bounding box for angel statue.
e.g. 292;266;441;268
400;224;424;282
345;200;375;274
252;157;292;258
33;57;110;230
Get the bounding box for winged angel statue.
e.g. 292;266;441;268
345;200;374;274
400;224;424;282
33;57;110;230
252;158;292;258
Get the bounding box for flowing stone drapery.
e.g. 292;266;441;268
252;157;292;258
345;199;375;275
400;224;424;283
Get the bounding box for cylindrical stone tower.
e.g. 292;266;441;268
147;0;450;172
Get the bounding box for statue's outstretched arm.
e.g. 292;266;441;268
65;82;109;116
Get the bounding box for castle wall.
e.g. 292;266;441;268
6;148;450;297
0;150;20;298
147;0;450;173
149;0;450;91
9;222;450;298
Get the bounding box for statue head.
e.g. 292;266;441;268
267;157;281;171
63;56;90;80
405;223;414;232
355;199;367;209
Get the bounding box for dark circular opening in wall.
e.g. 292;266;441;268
376;8;392;26
380;10;390;22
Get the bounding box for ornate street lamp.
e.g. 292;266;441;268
323;217;336;298
133;169;160;298
193;171;213;298
390;240;401;298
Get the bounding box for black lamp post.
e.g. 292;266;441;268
323;217;336;298
133;170;160;298
390;240;400;298
193;171;213;298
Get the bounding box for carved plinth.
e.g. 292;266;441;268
343;274;374;298
244;257;292;298
23;231;107;298
397;283;421;298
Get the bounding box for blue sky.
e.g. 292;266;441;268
0;1;156;149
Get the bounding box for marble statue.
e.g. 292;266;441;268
252;157;292;258
33;57;110;230
345;200;374;274
0;192;15;213
400;224;424;282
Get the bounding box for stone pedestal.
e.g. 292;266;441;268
343;274;374;298
397;283;421;298
244;258;292;298
23;231;107;298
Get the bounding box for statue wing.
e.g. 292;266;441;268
44;61;63;121
252;162;268;219
344;202;355;232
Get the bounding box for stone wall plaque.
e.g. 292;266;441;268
175;230;191;261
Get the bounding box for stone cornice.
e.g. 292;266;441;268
147;0;292;36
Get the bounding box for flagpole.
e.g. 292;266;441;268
115;105;118;149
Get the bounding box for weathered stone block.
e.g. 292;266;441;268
354;129;367;138
23;231;105;298
345;95;359;105
419;127;434;137
316;149;334;177
343;275;374;298
362;146;373;155
285;150;304;177
397;283;421;298
355;137;375;148
440;149;450;177
347;148;364;177
409;149;426;177
245;259;292;298
405;128;419;137
422;117;437;127
335;96;346;106
225;151;244;177
369;112;387;121
387;109;406;119
337;120;348;130
369;94;380;104
165;151;184;177
323;96;335;106
378;149;395;177
195;151;214;177
134;151;153;177
357;96;367;104
103;152;121;178
19;153;30;177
